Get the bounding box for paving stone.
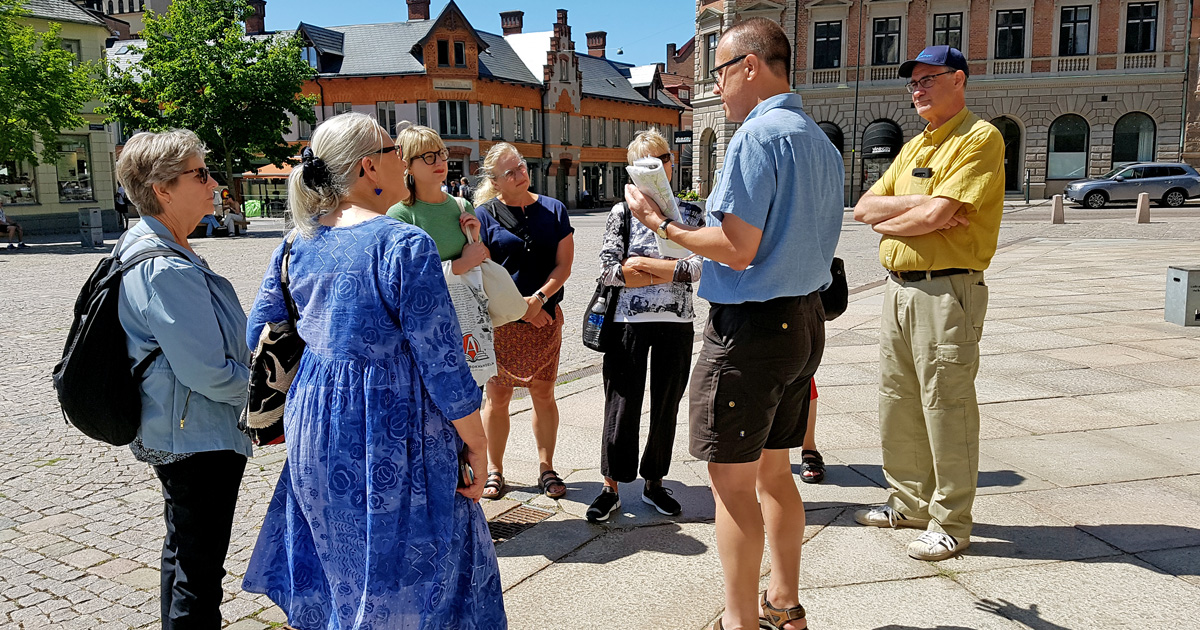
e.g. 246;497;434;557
980;396;1144;434
1099;358;1200;388
254;605;288;623
1077;387;1200;424
1096;421;1200;472
114;567;159;590
60;548;111;569
1021;480;1200;554
1012;367;1157;396
799;576;1024;629
984;431;1193;487
87;557;142;580
225;620;268;630
16;513;83;534
1138;545;1200;587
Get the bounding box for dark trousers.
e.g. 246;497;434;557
601;321;694;483
154;450;247;630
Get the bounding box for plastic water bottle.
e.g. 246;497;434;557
583;295;607;347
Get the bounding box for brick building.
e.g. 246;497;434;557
664;38;697;188
692;0;1187;201
265;1;683;208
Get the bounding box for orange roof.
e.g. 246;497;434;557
241;162;295;178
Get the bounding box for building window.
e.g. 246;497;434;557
454;42;466;67
491;104;502;138
814;21;842;70
1059;6;1091;56
995;10;1026;59
417;100;428;126
531;110;541;142
705;32;717;77
599;117;607;146
583;115;591;146
376;101;396;136
561;113;570;144
613;119;620;146
333;102;352;116
873;17;901;65
61;39;82;64
933;13;962;50
0;161;37;205
438;101;469;137
56;136;94;201
1126;3;1158;53
118;0;124;12
1047;114;1089;179
515;107;525;140
559;58;570;82
108;1;113;13
1112;112;1156;164
302;46;319;70
298;117;312;141
437;40;450;67
679;88;689;100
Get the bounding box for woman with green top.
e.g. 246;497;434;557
387;125;490;271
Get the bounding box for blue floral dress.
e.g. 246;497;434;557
241;216;506;630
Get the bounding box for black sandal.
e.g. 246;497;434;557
761;592;807;629
800;449;825;484
482;472;505;500
539;469;567;499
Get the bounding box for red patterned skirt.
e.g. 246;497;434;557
491;305;564;387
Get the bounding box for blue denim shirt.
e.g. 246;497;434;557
116;216;253;457
699;93;844;305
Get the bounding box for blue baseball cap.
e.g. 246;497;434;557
899;45;969;78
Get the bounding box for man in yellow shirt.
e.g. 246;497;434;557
852;46;1004;561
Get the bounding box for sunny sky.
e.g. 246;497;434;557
264;0;697;68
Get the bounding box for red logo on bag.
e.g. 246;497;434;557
464;334;481;360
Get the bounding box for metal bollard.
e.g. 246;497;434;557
1051;195;1065;224
1136;193;1151;224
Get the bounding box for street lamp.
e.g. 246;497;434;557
847;0;865;206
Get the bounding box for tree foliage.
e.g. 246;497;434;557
0;0;99;166
99;0;317;186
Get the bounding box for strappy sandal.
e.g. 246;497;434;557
710;616;776;629
539;469;567;499
761;592;806;629
800;449;825;484
482;472;505;500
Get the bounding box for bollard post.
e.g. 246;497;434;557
1136;192;1151;224
1051;195;1065;224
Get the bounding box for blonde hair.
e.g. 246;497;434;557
396;125;446;206
288;112;390;237
627;128;671;165
472;142;523;206
116;129;207;217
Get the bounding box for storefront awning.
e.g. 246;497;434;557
862;120;903;159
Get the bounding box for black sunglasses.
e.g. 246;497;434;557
709;54;748;82
655;153;672;163
358;145;399;177
179;167;209;184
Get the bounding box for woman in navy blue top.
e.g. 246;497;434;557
471;142;574;500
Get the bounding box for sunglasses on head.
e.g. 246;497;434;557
179;167;209;184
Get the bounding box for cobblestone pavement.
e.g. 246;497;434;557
1;208;1198;628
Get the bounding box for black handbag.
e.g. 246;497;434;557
582;204;631;352
820;257;848;321
238;231;305;446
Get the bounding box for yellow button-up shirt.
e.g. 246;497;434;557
869;107;1005;272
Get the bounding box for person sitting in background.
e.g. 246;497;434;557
220;190;248;235
0;200;29;249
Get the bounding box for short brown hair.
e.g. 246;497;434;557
723;17;791;79
115;129;207;217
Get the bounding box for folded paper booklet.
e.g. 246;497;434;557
625;157;692;258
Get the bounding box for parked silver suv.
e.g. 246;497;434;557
1063;162;1200;208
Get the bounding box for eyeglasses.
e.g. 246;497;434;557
498;160;528;181
905;70;957;93
178;167;209;184
709;54;747;83
412;148;450;165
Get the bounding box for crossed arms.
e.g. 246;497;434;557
853;193;969;236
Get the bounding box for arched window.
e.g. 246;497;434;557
1112;112;1156;165
700;128;717;197
118;0;125;13
818;122;844;154
1047;114;1089;179
108;1;114;13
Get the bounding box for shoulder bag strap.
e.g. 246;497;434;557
620;202;632;259
280;230;300;327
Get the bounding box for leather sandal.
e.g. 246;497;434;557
761;592;806;629
800;449;825;484
482;472;505;500
539;469;567;499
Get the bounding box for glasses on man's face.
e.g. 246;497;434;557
905;70;956;93
413;148;450;166
709;54;748;83
179;167;209;184
499;160;528;181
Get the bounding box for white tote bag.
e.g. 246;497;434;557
453;197;527;326
442;262;497;386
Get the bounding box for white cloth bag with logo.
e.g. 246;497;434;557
441;198;498;386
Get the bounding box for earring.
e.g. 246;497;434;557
374;188;383;196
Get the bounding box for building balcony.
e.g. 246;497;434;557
870;64;899;81
1122;52;1161;69
1056;56;1090;72
810;69;843;85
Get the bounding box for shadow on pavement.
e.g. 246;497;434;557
969;524;1200;575
974;598;1074;630
792;463;1025;491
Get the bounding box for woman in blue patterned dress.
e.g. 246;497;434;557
241;113;506;629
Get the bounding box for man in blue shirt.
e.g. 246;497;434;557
626;17;842;630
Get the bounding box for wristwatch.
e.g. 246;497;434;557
656;218;675;240
534;290;548;305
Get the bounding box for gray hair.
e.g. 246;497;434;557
115;129;207;217
288;112;391;238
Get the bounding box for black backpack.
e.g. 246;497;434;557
52;234;183;445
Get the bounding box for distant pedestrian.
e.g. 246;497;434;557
113;129;253;629
472;142;574;501
459;177;472;199
625;18;843;630
586;129;703;523
115;184;130;230
0;200;29;249
852;45;1004;561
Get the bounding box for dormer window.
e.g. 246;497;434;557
437;40;450;67
454;42;466;67
302;46;319;70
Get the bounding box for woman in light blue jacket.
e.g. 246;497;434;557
114;129;252;629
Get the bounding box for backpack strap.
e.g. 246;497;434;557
115;238;185;382
280;230;300;326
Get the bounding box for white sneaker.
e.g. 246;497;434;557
908;531;969;561
854;505;930;529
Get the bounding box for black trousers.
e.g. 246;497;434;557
153;450;247;630
601;321;694;483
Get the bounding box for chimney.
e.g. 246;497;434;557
557;9;568;25
586;31;606;58
245;0;266;35
500;10;524;35
408;0;430;21
667;43;677;62
656;62;665;73
553;9;571;43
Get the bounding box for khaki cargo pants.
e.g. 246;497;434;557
878;271;988;541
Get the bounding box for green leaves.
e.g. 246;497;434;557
98;0;317;185
0;1;100;166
